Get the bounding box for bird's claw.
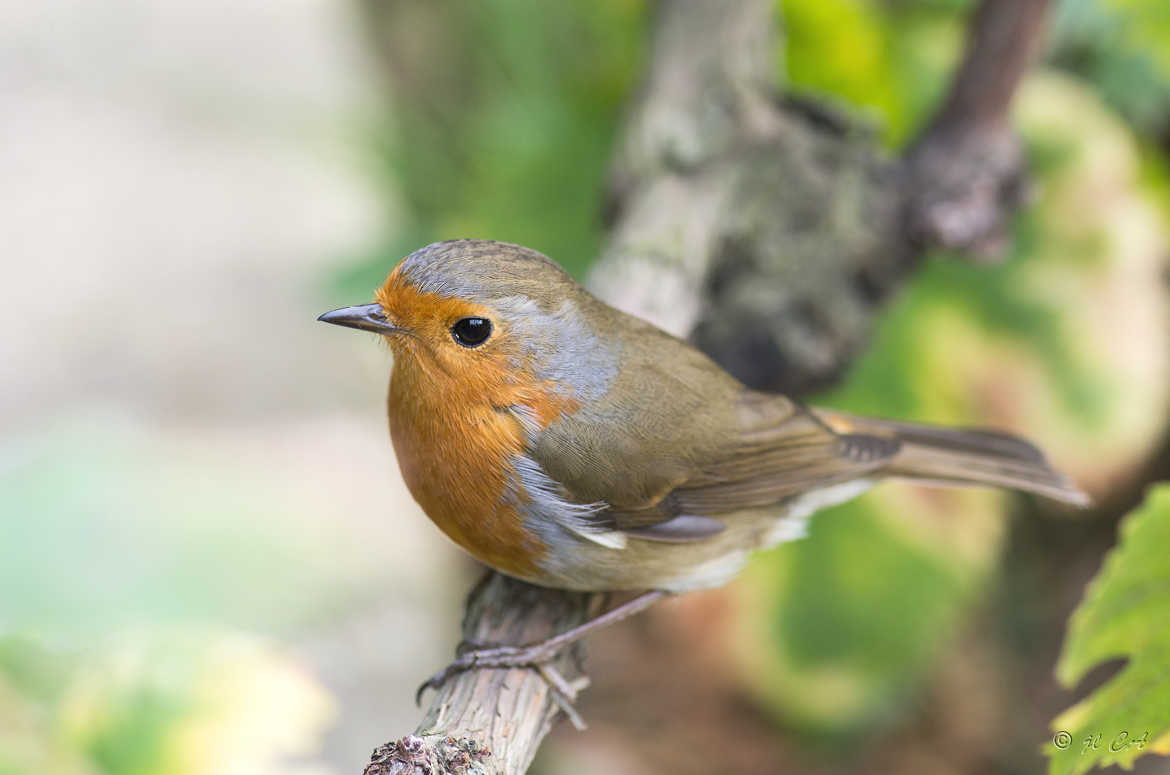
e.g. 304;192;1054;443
454;638;494;656
414;642;565;706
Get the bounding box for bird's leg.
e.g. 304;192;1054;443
416;590;667;704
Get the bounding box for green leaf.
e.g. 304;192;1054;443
1046;484;1170;774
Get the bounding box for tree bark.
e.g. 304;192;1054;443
593;0;1051;396
358;0;1051;772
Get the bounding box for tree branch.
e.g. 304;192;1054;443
590;0;785;339
591;0;1052;395
357;0;1053;772
363;574;598;775
925;0;1049;135
905;0;1050;256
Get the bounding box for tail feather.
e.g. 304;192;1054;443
814;410;1090;507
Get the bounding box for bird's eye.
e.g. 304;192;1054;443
451;317;492;347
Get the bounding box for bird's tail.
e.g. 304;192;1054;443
814;409;1090;507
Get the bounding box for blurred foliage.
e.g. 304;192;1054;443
1046;485;1170;774
780;0;971;146
0;633;333;775
337;0;649;297
0;423;375;638
1050;0;1170;137
0;417;406;773
736;487;995;739
785;0;1170;148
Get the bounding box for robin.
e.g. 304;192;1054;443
319;239;1087;693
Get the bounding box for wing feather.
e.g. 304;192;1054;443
603;392;896;535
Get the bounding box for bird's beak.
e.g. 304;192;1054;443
317;303;402;335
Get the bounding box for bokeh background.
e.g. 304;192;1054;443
2;1;1169;773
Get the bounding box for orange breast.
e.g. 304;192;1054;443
387;362;549;579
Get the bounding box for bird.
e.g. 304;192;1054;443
318;239;1087;692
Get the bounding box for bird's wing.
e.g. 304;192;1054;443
597;391;899;539
523;310;898;543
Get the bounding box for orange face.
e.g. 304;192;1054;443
372;264;580;578
376;269;506;391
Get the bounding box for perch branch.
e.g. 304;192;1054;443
363;574;598;775
358;0;1053;772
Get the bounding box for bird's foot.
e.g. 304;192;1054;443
416;639;591;728
415;638;569;703
414;590;667;727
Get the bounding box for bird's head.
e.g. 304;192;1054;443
318;240;619;409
